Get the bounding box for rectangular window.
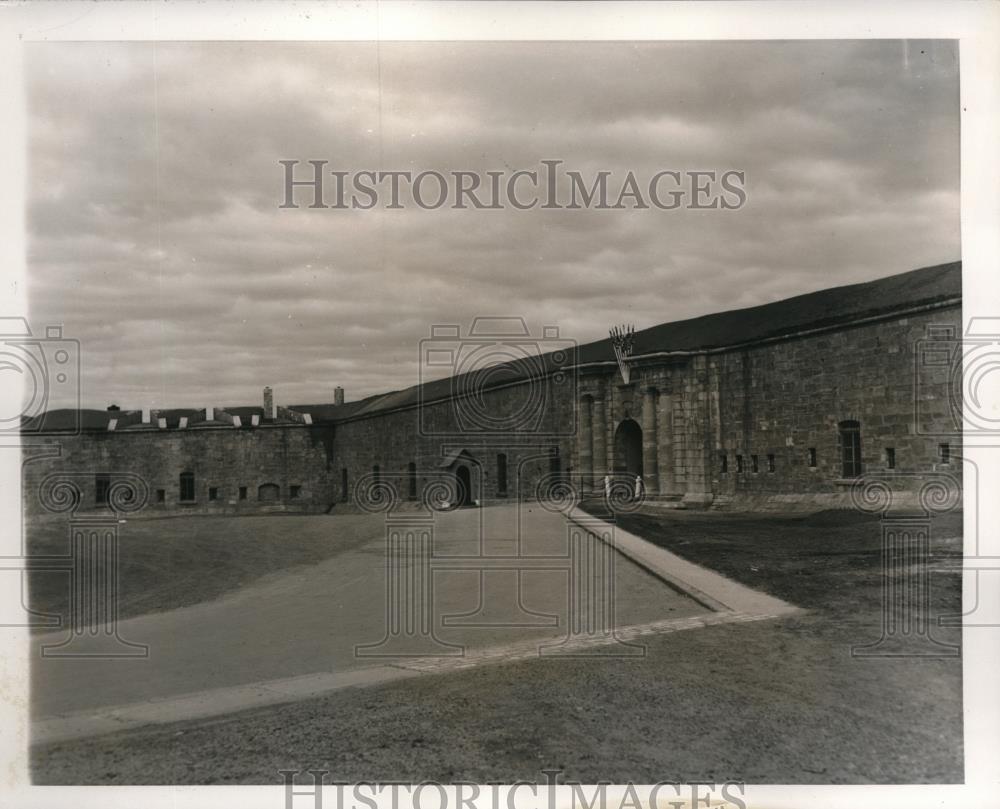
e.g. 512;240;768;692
180;472;195;501
95;474;111;505
767;454;775;473
808;448;817;468
239;486;247;501
939;443;951;465
496;453;508;496
736;454;744;473
751;454;759;474
719;453;728;474
209;487;219;501
341;468;349;501
156;489;165;503
289;485;301;499
408;463;418;500
839;421;862;478
886;447;896;469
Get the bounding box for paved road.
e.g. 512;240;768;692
32;503;703;718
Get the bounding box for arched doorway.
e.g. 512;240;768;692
613;419;644;478
258;482;280;502
455;464;473;507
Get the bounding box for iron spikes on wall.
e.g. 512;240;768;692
609;324;636;384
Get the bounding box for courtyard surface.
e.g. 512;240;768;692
30;503;706;719
29;504;963;784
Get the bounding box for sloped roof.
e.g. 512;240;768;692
20;408;109;432
615;259;960;358
154;408;202;428
222;406;305;425
224;406;266;420
296;260;961;423
23;406;262;433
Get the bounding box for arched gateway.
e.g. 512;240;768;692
613;418;643;478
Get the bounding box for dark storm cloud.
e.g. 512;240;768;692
26;40;959;409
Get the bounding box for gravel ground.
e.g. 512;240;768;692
32;507;963;784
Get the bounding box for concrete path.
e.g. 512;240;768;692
31;504;702;722
31;503;798;745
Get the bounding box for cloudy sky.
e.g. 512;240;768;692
27;40;959;410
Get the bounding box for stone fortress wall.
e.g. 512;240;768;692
22;423;338;517
575;302;962;510
21;263;963;518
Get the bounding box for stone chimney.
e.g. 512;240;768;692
334;386;345;406
263;386;276;420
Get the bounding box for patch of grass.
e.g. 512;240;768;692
26;513;383;630
583;503;962;618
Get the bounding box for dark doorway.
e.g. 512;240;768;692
258;482;280;502
455;464;473;507
548;447;562;481
179;471;196;502
95;474;111;505
407;462;418;500
613;419;644;477
496;453;508;497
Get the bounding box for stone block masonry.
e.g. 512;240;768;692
23;425;338;517
574;302;961;506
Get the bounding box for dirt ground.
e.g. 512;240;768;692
31;507;963;785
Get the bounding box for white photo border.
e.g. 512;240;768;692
0;2;997;807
